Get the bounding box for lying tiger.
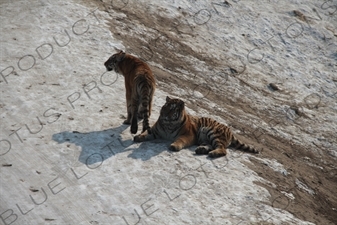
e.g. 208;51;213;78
134;96;259;157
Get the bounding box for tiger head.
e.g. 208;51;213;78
160;96;185;123
104;50;126;72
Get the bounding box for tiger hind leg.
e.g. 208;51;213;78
208;132;232;158
139;98;151;134
130;115;138;134
208;148;227;158
130;99;139;134
137;104;144;120
123;111;132;125
124;89;132;124
137;113;144;120
195;144;213;155
130;117;138;134
208;138;230;158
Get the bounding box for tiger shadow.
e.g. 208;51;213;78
127;139;174;161
52;124;135;166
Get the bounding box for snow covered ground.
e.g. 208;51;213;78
1;0;336;224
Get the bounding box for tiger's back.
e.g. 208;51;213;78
104;51;155;134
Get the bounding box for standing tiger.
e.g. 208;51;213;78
104;50;156;134
134;96;259;157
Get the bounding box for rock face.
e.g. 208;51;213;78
0;0;336;224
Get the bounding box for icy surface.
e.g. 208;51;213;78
1;0;336;224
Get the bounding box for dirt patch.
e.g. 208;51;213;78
90;0;337;224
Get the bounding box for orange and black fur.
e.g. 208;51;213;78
134;96;259;157
104;50;155;134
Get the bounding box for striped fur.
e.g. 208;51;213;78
104;50;155;134
134;96;259;157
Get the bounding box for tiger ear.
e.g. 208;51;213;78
116;51;126;62
179;100;185;108
166;96;171;102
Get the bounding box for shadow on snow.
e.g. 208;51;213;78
52;124;172;165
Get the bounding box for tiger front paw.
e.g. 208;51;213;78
195;146;211;155
134;135;145;142
208;149;227;158
142;126;151;134
169;144;181;152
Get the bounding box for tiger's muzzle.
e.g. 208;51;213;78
104;62;113;71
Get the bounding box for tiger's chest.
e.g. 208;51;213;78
158;122;182;140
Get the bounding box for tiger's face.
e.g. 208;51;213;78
104;50;126;72
160;96;185;123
